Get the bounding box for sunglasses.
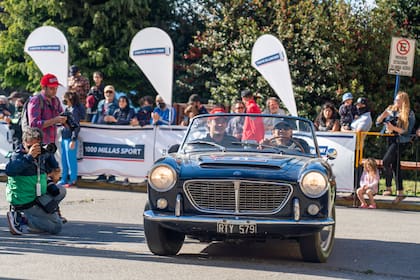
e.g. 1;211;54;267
105;90;114;94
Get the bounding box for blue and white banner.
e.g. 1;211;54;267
74;124;186;178
316;132;356;192
129;27;174;105
24;26;69;100
252;34;298;117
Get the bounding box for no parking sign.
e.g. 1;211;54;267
388;37;416;77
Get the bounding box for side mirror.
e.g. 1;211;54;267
168;144;180;154
326;148;337;160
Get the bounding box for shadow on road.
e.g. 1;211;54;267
1;216;419;280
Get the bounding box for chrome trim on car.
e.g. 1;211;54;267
293;198;300;221
175;194;182;217
143;210;335;226
183;179;293;215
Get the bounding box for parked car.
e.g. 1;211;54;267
143;114;337;262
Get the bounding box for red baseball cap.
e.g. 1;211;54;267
40;73;60;87
210;107;226;114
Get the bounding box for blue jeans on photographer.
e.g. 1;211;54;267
23;186;66;234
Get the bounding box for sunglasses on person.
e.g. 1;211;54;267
105;90;114;94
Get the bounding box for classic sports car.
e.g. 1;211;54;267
143;114;337;262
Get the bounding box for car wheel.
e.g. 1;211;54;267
143;202;185;255
299;206;335;263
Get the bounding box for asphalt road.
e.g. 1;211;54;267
1;184;420;280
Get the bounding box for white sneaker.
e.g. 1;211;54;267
7;211;23;235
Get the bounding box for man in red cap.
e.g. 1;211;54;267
27;73;66;144
199;107;237;148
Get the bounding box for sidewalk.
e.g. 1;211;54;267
76;177;420;212
336;192;420;212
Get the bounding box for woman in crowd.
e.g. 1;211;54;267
106;95;135;125
375;91;415;203
58;91;85;187
314;102;340;131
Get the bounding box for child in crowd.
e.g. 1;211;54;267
356;158;380;209
339;92;358;131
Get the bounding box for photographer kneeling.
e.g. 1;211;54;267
5;127;66;235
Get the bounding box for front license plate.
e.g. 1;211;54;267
217;221;257;234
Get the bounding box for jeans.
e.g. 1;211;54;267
23;186;66;234
60;138;78;184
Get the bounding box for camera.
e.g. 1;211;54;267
60;111;79;130
377;111;398;134
41;143;57;154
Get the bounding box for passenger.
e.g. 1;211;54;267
356;158;380;209
58;91;85;187
260;121;310;153
314;102;340;131
226;100;245;140
240;89;264;142
151;95;176;125
376;91;415;203
262;97;286;130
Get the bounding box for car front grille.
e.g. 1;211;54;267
183;180;292;214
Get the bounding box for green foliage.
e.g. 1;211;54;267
0;0;418;120
179;0;419;120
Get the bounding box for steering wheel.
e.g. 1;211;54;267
268;137;305;153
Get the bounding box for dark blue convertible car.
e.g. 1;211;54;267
143;114;337;262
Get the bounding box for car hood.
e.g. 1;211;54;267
178;152;315;181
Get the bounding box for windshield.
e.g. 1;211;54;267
180;114;318;157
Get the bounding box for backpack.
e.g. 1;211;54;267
20;95;44;132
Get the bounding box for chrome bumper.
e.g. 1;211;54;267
143;210;335;226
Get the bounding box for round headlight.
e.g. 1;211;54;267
300;171;328;198
148;164;177;192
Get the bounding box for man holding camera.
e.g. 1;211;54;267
28;73;67;144
5;127;66;235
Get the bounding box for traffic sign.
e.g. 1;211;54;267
388;37;416;76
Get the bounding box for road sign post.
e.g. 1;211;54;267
387;37;416;98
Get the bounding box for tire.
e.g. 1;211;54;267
143;202;185;255
299;206;335;263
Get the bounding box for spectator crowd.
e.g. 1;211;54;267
1;67;419;235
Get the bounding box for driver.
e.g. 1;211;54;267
199;108;238;148
261;121;310;153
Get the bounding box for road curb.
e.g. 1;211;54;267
336;195;420;212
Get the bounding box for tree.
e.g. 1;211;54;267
179;0;418;119
0;0;193;103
